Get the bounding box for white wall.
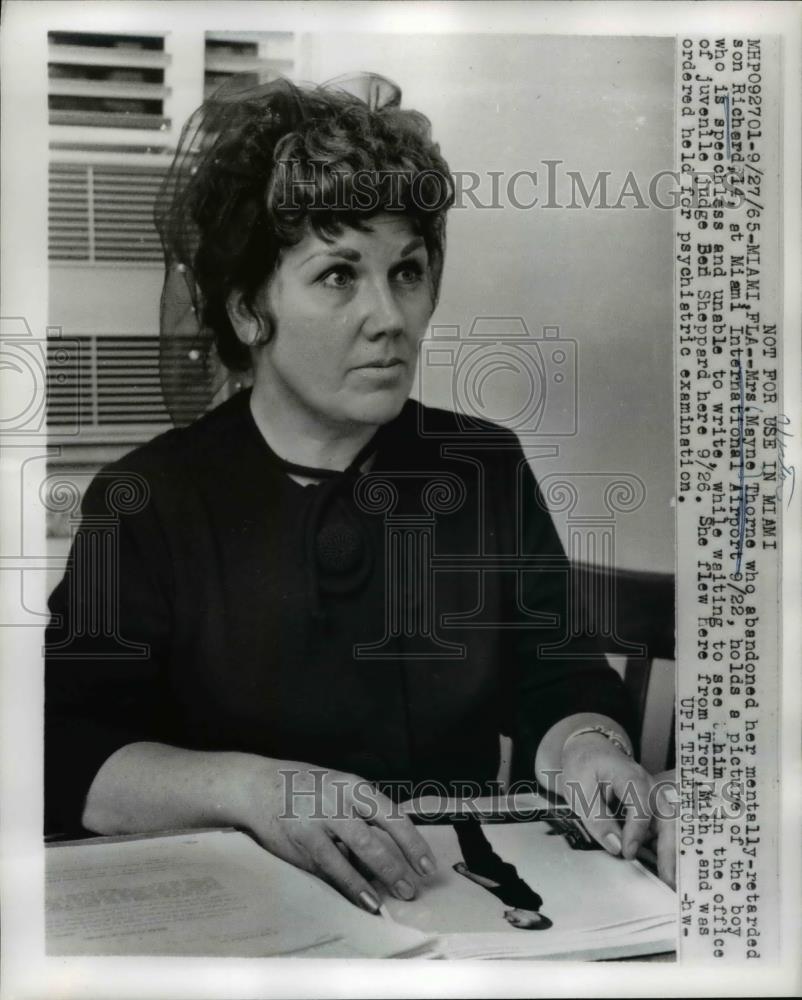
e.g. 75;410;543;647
300;33;675;573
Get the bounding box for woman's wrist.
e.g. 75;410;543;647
557;731;615;796
534;713;634;793
82;742;273;836
195;749;270;830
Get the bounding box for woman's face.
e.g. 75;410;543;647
250;212;435;432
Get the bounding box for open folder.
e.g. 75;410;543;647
46;797;676;960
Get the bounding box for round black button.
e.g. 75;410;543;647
316;519;364;575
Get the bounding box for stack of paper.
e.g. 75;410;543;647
46;829;433;958
46;805;676;961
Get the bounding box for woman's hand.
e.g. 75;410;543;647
83;743;436;914
232;756;437;912
558;733;676;888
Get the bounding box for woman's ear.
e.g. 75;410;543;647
226;289;266;347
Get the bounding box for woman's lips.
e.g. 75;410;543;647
354;359;404;370
351;359;406;381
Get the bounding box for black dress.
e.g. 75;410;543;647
45;390;634;836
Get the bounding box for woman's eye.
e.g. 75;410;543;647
393;261;425;285
320;266;355;290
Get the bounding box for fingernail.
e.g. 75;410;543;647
604;832;622;854
359;890;381;914
419;855;436;876
394;879;415;900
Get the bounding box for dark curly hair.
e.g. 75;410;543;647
156;75;454;373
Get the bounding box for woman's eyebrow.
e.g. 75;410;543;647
300;236;425;267
400;237;425;257
301;247;362;265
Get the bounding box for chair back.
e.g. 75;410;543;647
575;562;675;773
500;563;676;786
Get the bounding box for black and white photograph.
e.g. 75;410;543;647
0;2;799;997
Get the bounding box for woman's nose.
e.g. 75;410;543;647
361;279;405;339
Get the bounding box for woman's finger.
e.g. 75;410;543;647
608;769;654;860
655;818;677;889
350;785;436;878
332;817;419;900
293;827;382;914
566;775;626;856
333;837;350;859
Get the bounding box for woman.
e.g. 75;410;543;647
46;74;674;917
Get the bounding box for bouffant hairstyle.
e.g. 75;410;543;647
157;75;454;374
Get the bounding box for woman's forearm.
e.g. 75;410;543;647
81;741;258;835
81;743;437;910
